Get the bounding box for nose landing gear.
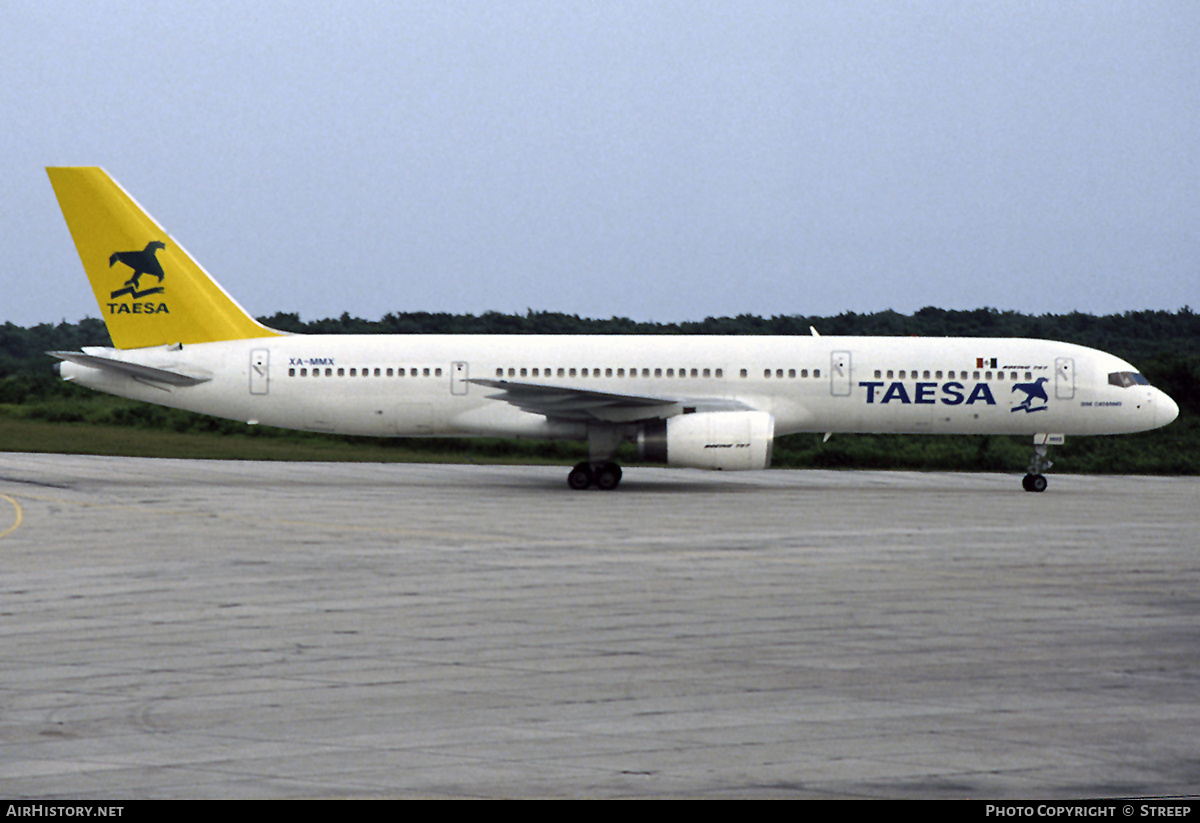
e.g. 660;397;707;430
1022;470;1048;493
1022;434;1062;492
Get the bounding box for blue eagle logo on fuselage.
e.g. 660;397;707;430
1011;377;1049;413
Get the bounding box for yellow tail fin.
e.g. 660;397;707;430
47;167;283;349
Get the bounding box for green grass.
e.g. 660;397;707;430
3;414;1195;476
1;391;1195;474
0;418;588;464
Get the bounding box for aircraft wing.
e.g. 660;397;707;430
468;378;754;423
49;351;213;387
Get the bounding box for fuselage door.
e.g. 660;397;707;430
831;350;852;396
250;348;269;395
451;361;469;395
1055;356;1075;400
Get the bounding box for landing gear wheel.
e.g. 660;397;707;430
567;462;623;490
567;463;593;491
1022;440;1055;493
594;463;622;491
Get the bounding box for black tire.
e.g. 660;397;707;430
567;463;593;490
594;464;621;491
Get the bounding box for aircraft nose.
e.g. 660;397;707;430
1156;391;1179;429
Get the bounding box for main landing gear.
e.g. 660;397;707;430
568;461;623;491
567;424;629;491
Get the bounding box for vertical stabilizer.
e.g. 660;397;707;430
47;167;283;349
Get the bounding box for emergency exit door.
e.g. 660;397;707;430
831;351;852;396
250;349;269;395
1055;357;1075;400
451;361;469;395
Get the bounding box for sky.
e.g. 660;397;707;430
4;0;1197;327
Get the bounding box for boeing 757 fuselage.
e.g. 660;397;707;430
46;168;1179;491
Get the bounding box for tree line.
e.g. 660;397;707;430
1;307;1196;473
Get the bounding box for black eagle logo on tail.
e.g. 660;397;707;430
109;241;166;298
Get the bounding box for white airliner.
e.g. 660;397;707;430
46;167;1179;492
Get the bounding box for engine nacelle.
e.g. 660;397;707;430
637;411;774;471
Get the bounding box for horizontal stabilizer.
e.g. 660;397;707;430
48;350;213;387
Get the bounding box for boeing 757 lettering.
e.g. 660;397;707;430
46;167;1179;491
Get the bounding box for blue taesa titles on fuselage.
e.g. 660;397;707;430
859;380;995;406
857;379;1050;415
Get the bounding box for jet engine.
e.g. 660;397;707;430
637;411;774;471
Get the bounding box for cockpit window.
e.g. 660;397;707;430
1108;371;1150;388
